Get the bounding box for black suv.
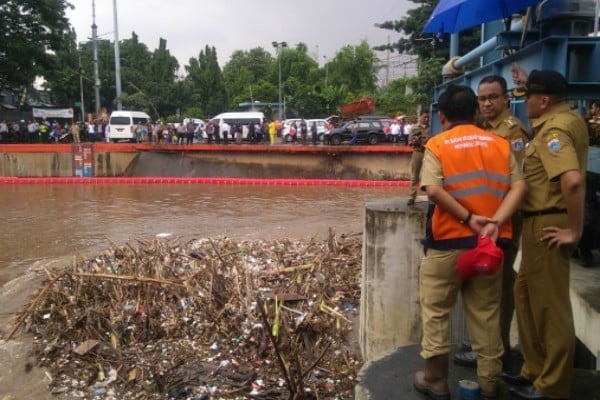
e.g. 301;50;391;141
323;120;388;145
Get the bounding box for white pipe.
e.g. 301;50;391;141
453;20;523;70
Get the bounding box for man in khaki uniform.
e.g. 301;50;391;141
414;85;526;400
507;70;588;400
407;110;430;206
71;122;80;143
454;76;529;370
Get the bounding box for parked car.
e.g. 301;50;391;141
323;119;388;145
282;119;329;142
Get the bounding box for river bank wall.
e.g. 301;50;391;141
0;143;413;180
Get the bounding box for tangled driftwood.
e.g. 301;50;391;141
11;229;363;399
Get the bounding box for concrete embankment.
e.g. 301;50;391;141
0;143;413;180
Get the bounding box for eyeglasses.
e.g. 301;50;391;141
477;93;504;103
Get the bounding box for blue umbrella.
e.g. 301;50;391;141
423;0;543;33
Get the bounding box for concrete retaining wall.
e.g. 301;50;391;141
0;144;412;180
0;150;138;177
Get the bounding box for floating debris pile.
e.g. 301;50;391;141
13;231;363;399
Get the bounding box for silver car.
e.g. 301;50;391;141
282;119;329;143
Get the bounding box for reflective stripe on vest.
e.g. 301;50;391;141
426;124;512;248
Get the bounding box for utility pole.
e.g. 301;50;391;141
272;41;287;120
91;0;101;118
78;49;85;122
113;0;122;110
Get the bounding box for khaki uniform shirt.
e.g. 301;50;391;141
522;103;588;212
482;108;529;166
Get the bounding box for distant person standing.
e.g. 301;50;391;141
268;119;277;145
247;121;256;143
213;120;221;144
221;120;230;145
233;120;242;144
186;120;195;145
310;121;318;145
38;121;48;142
398;115;408;144
350;121;358;145
88;122;96;142
205;120;214;143
0;120;8;141
507;70;588;400
176;122;186;145
27;119;38;143
71;121;80;143
406;110;430;206
390;119;401;143
300;118;308;144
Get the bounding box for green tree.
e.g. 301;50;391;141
187;45;228;117
0;0;72;90
41;32;80;108
135;38;179;117
327;41;379;101
278;43;322;117
222;47;274;109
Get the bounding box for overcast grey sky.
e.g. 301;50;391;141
66;0;413;73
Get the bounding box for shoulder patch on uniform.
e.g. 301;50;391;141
511;138;524;152
547;135;561;153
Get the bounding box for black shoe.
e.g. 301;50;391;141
407;198;415;206
501;372;532;387
508;384;547;399
453;350;477;367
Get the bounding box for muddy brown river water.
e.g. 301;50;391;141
0;183;408;398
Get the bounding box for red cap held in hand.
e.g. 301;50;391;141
457;236;504;280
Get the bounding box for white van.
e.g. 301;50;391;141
108;111;152;142
205;111;264;142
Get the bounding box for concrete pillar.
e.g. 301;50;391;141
359;197;428;363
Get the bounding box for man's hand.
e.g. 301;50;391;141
511;61;528;86
468;214;499;241
540;226;580;249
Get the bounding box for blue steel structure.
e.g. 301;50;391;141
430;0;600;137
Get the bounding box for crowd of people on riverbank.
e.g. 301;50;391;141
0;119;109;143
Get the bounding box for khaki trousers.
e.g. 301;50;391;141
409;150;424;199
420;248;503;393
515;214;575;398
500;212;522;355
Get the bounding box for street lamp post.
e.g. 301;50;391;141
113;0;122;110
323;55;329;88
78;50;85;122
272;41;287;120
91;0;101;118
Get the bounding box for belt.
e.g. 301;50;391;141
522;208;567;218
